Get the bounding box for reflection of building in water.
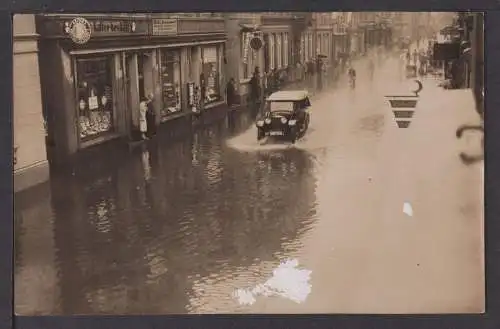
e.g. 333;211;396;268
181;148;317;281
15;186;61;315
141;149;152;181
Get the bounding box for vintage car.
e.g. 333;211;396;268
255;90;311;143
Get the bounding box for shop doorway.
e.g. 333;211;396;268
124;51;155;140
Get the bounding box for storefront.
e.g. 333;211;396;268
261;15;293;75
37;14;226;164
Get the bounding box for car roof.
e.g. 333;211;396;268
267;90;309;101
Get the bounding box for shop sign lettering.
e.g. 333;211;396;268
152;19;178;36
63;17;145;42
92;20;138;34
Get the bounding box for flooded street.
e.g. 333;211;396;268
15;55;484;315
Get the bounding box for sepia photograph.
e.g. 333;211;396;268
13;11;484;315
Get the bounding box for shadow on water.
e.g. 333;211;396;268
15;109;318;315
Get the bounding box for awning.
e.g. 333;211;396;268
69;39;226;55
461;47;472;60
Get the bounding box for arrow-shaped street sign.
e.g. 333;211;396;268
385;95;419;129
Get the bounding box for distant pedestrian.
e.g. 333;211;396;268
368;59;375;79
226;78;236;107
348;66;356;88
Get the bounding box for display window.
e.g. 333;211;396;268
201;46;221;104
76;56;114;141
160;50;182;121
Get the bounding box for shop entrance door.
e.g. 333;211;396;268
125;52;140;139
124;51;155;140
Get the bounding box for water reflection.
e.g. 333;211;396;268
15;110;318;315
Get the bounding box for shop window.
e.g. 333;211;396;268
160;50;182;121
201;46;221;104
76;56;114;141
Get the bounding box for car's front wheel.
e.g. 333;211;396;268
257;129;265;141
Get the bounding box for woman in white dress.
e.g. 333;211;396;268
139;98;148;140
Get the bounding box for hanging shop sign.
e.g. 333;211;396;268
250;36;263;50
243;33;251;64
65;17;92;44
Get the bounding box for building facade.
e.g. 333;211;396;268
13;14;50;192
314;13;334;60
224;13;264;105
36;14;227;165
225;13;310;103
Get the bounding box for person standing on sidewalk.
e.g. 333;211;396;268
139;97;149;140
146;92;157;138
249;71;261;113
226;78;236;108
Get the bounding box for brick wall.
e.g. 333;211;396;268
13;14;48;175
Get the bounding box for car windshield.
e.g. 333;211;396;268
270;101;294;112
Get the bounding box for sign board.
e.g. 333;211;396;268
243;33;250;64
250;37;263;50
385;95;419;129
433;42;460;61
65;17;92;44
43;16;149;41
152;19;178;36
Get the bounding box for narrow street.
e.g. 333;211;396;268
15;53;484;315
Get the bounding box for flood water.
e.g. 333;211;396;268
15;54;484;315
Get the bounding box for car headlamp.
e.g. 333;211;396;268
264;118;272;124
280;117;288;124
288;119;297;126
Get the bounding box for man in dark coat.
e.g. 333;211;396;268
249;71;261;112
226;78;236;107
146;92;157;138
